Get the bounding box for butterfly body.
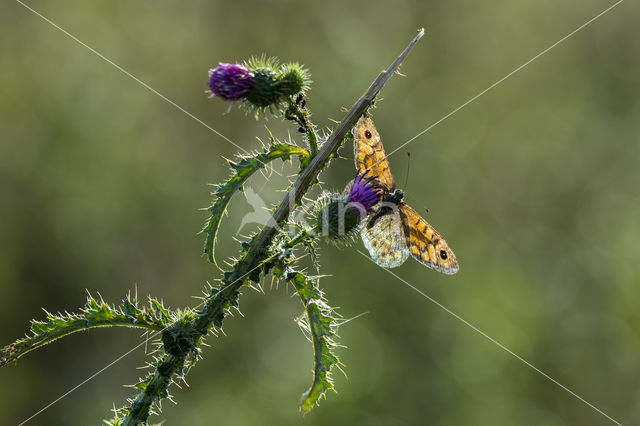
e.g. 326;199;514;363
354;117;459;275
385;188;405;204
365;188;404;231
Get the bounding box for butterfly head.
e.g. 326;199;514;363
385;188;405;205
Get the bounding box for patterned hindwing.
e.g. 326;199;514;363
353;117;395;191
361;209;409;268
399;204;459;275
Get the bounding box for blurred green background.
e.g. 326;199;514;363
1;0;639;424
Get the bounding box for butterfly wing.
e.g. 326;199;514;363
353;117;395;191
361;208;410;268
399;204;459;274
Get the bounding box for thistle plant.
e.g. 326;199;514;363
1;29;424;425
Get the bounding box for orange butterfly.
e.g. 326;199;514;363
354;117;459;274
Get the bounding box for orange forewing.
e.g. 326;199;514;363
353;117;395;190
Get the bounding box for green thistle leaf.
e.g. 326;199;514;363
202;143;309;265
1;294;168;367
287;271;341;413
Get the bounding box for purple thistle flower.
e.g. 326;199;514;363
347;175;380;214
207;63;253;101
313;176;380;240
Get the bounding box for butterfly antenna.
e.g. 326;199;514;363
403;152;411;190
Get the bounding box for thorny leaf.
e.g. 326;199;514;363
202;143;309;265
286;270;341;413
1;294;168;367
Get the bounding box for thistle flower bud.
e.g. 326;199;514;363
278;62;311;97
206;56;311;115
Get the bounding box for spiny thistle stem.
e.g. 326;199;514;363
122;353;186;425
285;227;314;248
299;107;319;154
120;264;263;424
285;96;319;154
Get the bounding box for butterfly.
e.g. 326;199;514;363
353;117;459;274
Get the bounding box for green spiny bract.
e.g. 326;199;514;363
240;55;312;114
161;310;201;358
312;192;364;243
278;62;312;97
246;66;281;107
